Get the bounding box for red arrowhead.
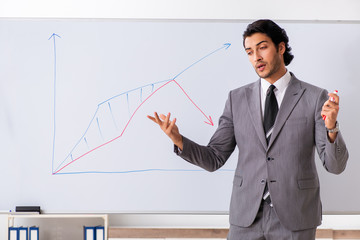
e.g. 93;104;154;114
204;116;214;126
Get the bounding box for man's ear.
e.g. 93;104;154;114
278;42;286;55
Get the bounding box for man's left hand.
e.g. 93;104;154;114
321;92;340;142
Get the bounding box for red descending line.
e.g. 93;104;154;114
173;80;213;126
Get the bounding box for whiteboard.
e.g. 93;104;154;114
0;19;358;213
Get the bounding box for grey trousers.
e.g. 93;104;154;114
227;201;316;240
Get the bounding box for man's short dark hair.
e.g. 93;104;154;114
243;19;294;66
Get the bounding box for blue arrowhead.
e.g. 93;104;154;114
224;43;231;49
48;33;61;40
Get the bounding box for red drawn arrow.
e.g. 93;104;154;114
172;80;214;126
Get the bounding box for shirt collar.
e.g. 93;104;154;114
261;70;291;94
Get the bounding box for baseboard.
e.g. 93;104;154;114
109;228;360;239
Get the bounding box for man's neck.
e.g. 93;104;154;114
264;66;287;84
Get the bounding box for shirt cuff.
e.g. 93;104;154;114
174;144;183;155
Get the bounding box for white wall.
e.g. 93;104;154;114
0;0;360;21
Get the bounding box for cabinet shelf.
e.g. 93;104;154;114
6;213;108;239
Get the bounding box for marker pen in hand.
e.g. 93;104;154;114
322;90;338;120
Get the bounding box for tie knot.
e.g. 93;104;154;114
267;85;276;96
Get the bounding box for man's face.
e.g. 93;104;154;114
244;33;286;83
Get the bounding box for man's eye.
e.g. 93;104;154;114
260;46;267;50
247;51;253;56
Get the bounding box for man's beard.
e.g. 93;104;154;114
255;56;282;79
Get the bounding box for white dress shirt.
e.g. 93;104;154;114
260;70;291;119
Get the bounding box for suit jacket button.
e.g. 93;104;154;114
261;179;266;184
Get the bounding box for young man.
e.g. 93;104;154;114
148;19;348;240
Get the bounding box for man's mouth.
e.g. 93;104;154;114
256;63;266;72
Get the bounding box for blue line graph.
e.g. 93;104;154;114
49;33;233;175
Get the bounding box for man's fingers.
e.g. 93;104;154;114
147;115;156;123
148;112;175;133
164;118;177;136
149;112;166;128
148;112;176;126
323;100;339;113
165;112;171;124
159;114;166;121
169;118;176;129
154;112;161;123
328;92;340;104
322;103;338;111
324;100;339;109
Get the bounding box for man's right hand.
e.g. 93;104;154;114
147;112;183;150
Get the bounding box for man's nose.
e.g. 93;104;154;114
254;51;262;62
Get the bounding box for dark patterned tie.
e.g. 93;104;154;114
263;85;278;207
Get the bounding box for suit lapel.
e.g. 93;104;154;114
245;80;268;151
267;76;306;149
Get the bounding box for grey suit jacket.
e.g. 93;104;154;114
178;73;349;231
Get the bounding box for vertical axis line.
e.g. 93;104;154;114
51;36;57;175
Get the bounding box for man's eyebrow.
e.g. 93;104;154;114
256;40;268;46
244;40;268;51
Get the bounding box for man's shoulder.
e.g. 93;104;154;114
229;80;259;95
291;73;327;94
